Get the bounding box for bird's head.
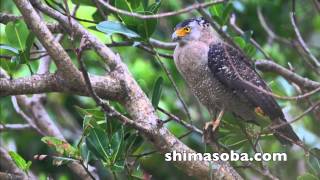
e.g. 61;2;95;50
172;17;218;45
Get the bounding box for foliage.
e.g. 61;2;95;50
8;151;32;174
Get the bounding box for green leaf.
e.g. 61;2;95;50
147;1;161;14
106;116;122;139
128;0;141;9
96;21;140;38
71;0;95;6
209;4;224;26
0;45;19;54
19;32;35;74
209;3;233;26
115;0;142;28
79;142;93;163
0;57;18;77
125;132;143;154
41;136;79;158
297;173;319;180
5;21;29;49
130;165;144;179
222;3;233;25
86;126;110;162
114;0;159;39
111;126;124;163
244;44;256;57
5;21;34;74
8;151;32;173
26;161;32;170
233;36;246;48
110;162;125;172
151;76;164;108
22;33;35;63
209;4;224;18
136;11;158;38
75;106;105;121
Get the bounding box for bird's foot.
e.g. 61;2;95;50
203;108;224;144
203;119;220;144
205;118;221;132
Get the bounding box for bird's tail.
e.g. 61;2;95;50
271;117;301;146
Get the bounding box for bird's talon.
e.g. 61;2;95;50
204;122;213;131
204;121;219;133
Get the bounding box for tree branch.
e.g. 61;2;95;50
290;0;320;68
0;124;32;132
256;7;291;46
13;0;81;81
255;60;320;90
98;0;224;19
229;14;271;59
0;73;123;100
0;13;22;23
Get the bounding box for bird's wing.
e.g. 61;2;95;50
207;42;283;119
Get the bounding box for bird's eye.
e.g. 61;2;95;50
184;27;191;32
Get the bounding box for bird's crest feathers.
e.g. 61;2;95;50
174;17;209;30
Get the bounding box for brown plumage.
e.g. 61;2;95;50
172;17;300;145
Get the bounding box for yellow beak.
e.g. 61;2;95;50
175;28;188;37
172;28;188;41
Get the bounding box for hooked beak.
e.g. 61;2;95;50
171;33;179;42
171;28;187;41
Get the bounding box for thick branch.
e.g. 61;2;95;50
0;13;65;34
0;73;123;100
13;0;81;81
0;74;59;96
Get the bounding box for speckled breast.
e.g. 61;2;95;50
173;42;256;120
173;42;229;114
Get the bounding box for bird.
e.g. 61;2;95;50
171;17;301;145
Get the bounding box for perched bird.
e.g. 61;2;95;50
172;17;301;145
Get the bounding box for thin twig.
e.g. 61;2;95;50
267;101;320;132
98;0;224;19
229;14;270;59
92;0;108;20
256;7;291;46
157;107;202;135
80;160;96;180
0;13;22;24
11;96;43;134
130;150;157;159
290;0;320;68
149;44;191;121
0;124;32;132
